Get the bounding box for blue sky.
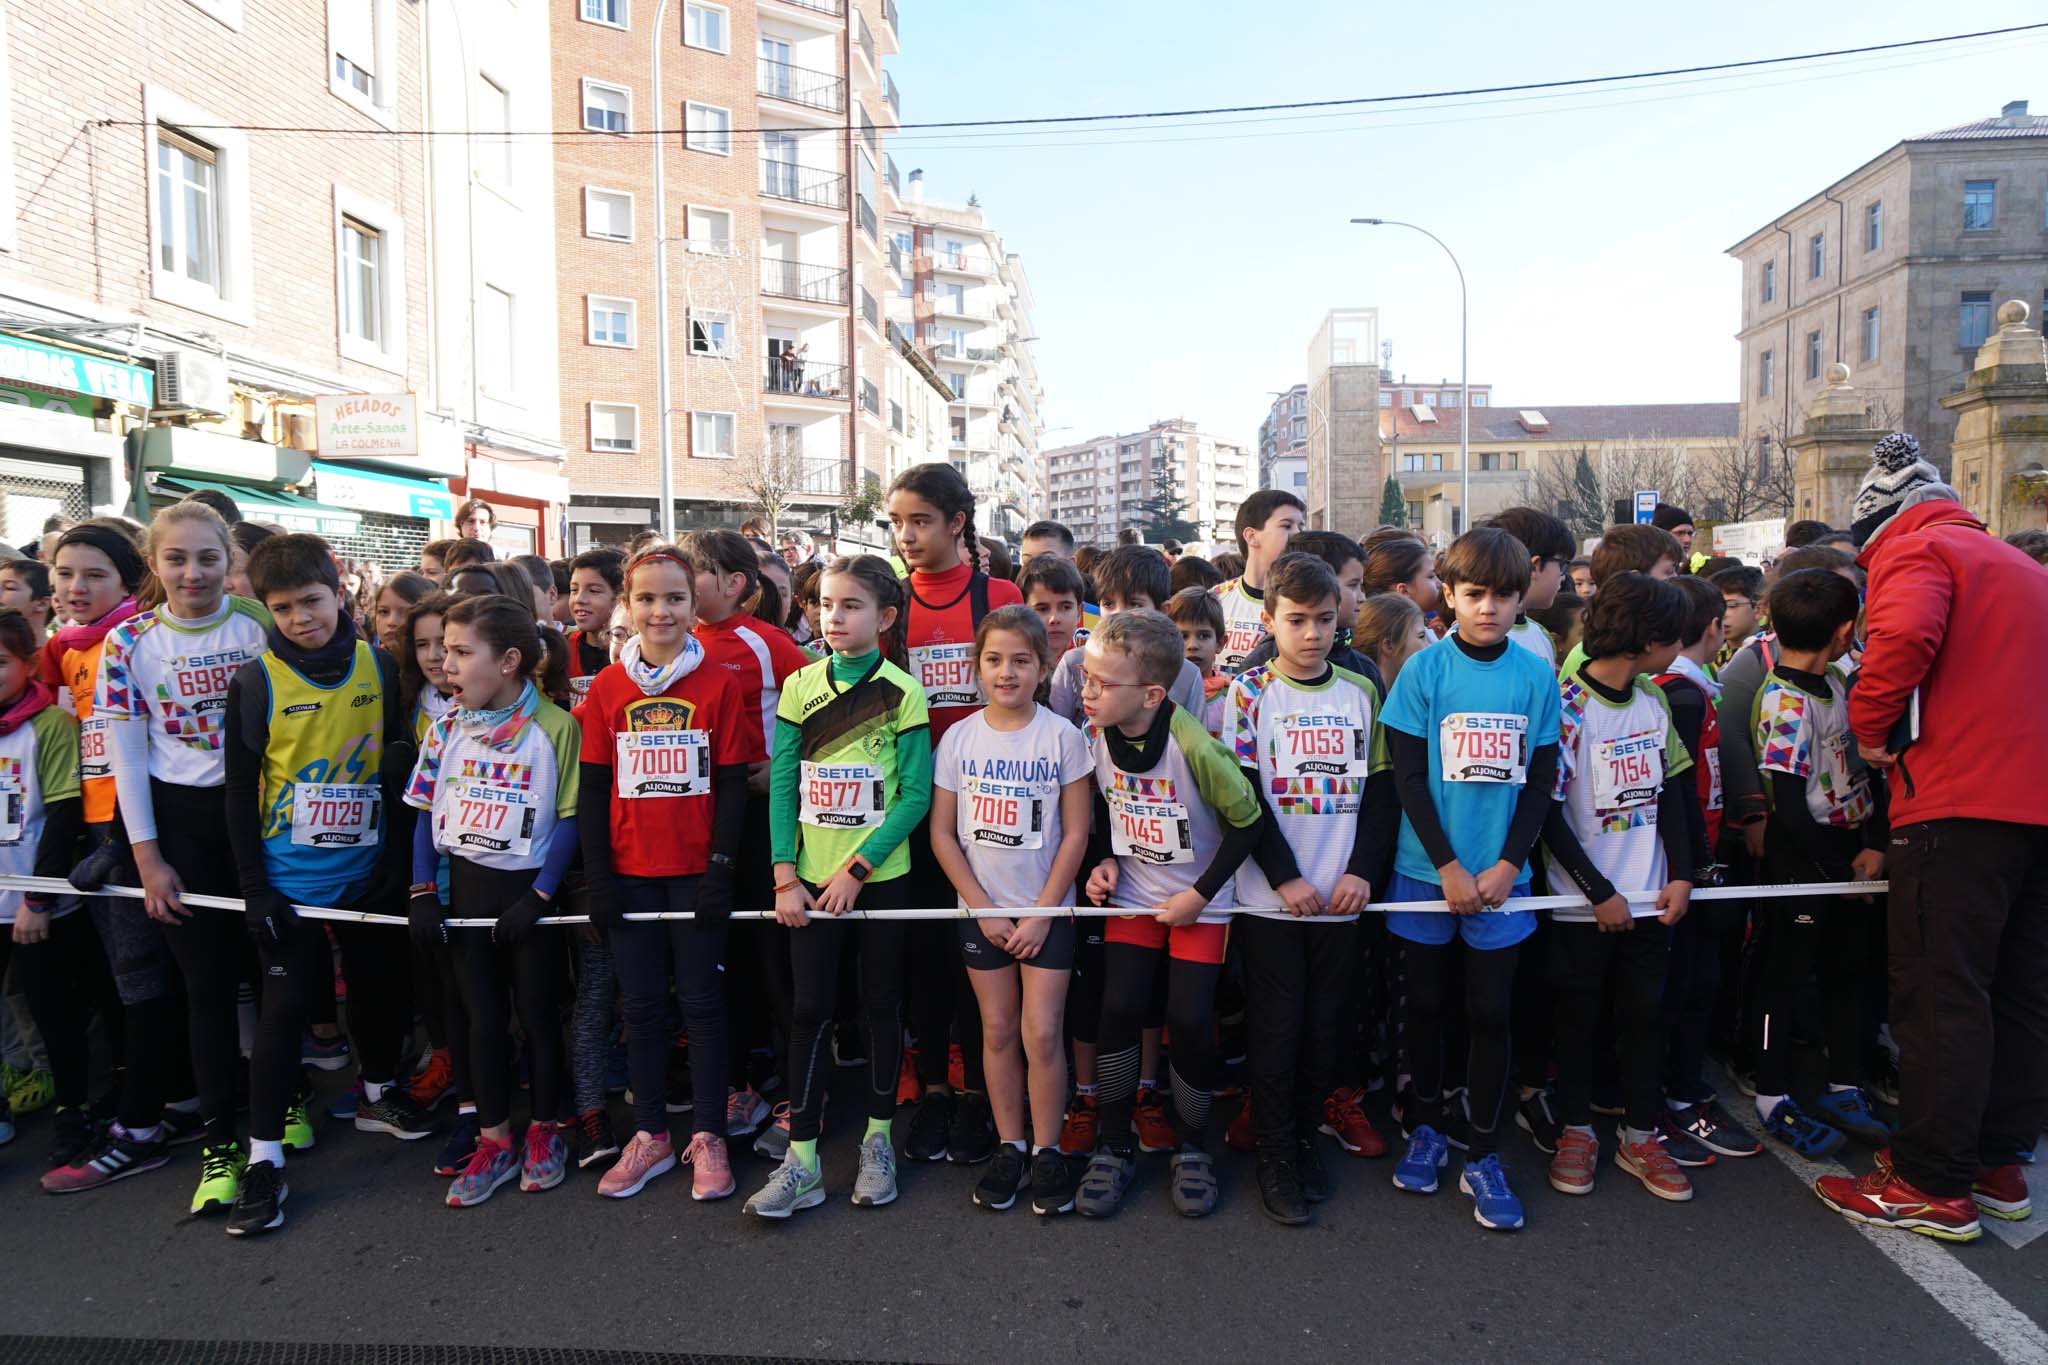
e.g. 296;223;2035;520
887;1;2047;448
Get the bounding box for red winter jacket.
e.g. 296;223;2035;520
1851;499;2048;829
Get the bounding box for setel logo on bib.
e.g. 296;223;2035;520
910;642;981;709
799;761;885;829
290;782;381;847
1276;712;1367;780
1440;712;1528;784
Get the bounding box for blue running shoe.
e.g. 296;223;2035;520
1459;1154;1525;1231
1811;1088;1891;1147
1393;1124;1449;1194
326;1078;361;1120
2018;1145;2038;1166
1759;1097;1845;1158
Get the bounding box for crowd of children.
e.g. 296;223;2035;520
0;460;2034;1246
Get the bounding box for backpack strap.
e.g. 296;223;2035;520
968;570;990;625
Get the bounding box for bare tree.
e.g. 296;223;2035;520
727;426;809;539
1694;425;1797;524
1529;431;1701;533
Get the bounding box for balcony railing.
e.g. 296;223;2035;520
855;11;877;69
882;0;898;36
768;0;843;15
760;160;847;209
889;400;904;433
884;154;901;198
859;286;879;329
887;241;906;277
763;360;848;398
796;456;848;497
883;73;900;117
757;57;845;114
855;195;877;239
760;259;848;305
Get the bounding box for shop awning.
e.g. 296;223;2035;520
306;461;453;521
151;475;362;539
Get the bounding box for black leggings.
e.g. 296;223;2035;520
611;875;729;1137
1757;895;1874;1096
906;827;984;1091
1550;919;1671;1131
784;877;908;1143
1402;938;1519;1157
154;782;247;1142
448;859;564;1130
1662;899;1736;1102
85;896;184;1131
0;906;100;1112
1240;915;1357;1153
1096;941;1221;1148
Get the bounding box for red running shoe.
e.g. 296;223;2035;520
1320;1087;1387;1157
1224;1100;1256;1153
403;1047;454;1110
1134;1088;1177;1153
1814;1154;1981;1242
1058;1095;1098;1156
896;1047;920;1106
1973;1163;2032;1221
947;1043;966;1093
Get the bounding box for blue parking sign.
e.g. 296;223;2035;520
1633;491;1659;524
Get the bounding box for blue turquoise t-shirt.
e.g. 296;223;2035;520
1381;635;1561;885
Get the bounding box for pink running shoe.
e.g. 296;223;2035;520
597;1130;676;1200
684;1130;736;1201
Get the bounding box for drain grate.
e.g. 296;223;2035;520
0;1339;910;1365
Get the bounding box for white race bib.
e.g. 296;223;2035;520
910;643;981;709
78;714;112;781
444;780;537;857
1440;712;1528;784
614;730;710;799
569;672;594;702
961;773;1050;851
0;777;23;845
799;761;885;830
1275;712;1368;780
290;782;381;848
1704;746;1723;813
1592;731;1664;811
1105;787;1192;865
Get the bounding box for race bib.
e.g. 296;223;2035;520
1704;746;1723;812
1219;623;1262;668
444;780;537;857
1440;712;1528;783
1815;731;1872;826
800;761;885;830
1592;731;1663;810
290;782;381;848
910;643;981;709
1275;712;1368;780
78;715;112;781
614;730;710;799
569;673;594;702
1105;788;1192;865
0;777;23;845
962;773;1049;850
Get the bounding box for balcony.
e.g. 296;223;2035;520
760;160;847;209
855;11;877;70
796;456;848;497
882;0;898;36
859;287;879;329
761;259;848;305
767;0;844;15
758;57;845;114
887;240;906;277
883;73;900;118
764;360;849;399
884;154;901;199
856;195;877;239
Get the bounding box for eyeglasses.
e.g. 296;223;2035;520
1079;670;1146;696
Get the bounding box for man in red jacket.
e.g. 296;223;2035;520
1813;433;2048;1242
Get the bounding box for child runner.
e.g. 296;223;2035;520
1234;532;1381;690
371;571;434;656
1050;546;1205;726
0;559;53;635
1213;489;1305;673
1382;527;1560;1233
565;549;625;705
406;594;581;1207
1710;566;1764;660
744;555;930;1219
1353;594;1432;691
1075;610;1262;1220
1484;509;1577;671
930;605;1092;1215
1164;587;1229;737
578;548;758;1202
1361;531;1443;631
1227;554;1397;1226
1018;553;1086;664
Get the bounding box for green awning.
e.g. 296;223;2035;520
150;475;362;539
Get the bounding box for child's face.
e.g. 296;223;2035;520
420;551;445;582
441;620;518;707
1019;534;1069;564
1079;637;1158;732
608;606;633;663
1333;557;1366;631
886;491;961;572
569;567;618;634
1524;556;1564;612
977;626;1045;712
1570;564;1595;598
52;544;126;625
1399;552;1442;614
0;571;44;627
372;588;414;653
799;593;821;634
818;570;892;655
1449;580;1521;646
153;521;229;619
627;559;697;654
413;612;447;691
1244;506;1303;566
0;645;28;703
226;547;253;601
1026;587;1081;659
1649;556;1678;581
1264;592;1337;676
1098;591;1153;616
1178;621;1219;675
263;582;342;652
1379;617;1435;689
1721;591;1759;644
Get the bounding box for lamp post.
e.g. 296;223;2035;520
1353;219;1467;535
651;0;677;541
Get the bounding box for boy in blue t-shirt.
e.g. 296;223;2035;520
1380;527;1561;1232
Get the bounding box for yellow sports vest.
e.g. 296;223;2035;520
256;641;385;902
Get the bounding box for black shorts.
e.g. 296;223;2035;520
959;914;1076;973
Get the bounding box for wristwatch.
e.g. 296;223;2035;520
708;852;734;870
847;857;872;883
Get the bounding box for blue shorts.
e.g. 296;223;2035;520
1383;871;1536;951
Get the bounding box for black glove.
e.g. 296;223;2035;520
494;889;551;945
586;876;624;938
244;888;297;950
694;864;734;925
68;838;126;893
409;889;447;948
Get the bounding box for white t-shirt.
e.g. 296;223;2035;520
932;705;1091;911
1213;578;1267;674
94;598;269;786
1552;671;1691;919
1507;617;1557;672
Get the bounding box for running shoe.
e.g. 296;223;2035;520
1030;1147;1078;1216
40;1122;169;1194
1058;1095;1099;1156
226;1159;286;1236
752;1102;792;1162
6;1065;53;1116
1134;1088;1177;1154
326;1079;359;1120
1515;1089;1564;1155
903;1090;951;1162
0;1102;12;1148
1811;1087;1892;1147
300;1031;351;1072
852;1129;898;1207
1256;1153;1310;1226
1223;1100;1255;1153
1616;1135;1693;1202
832;1021;867;1069
896;1047;920;1106
1813;1160;1980;1242
684;1131;735;1201
1651;1121;1718;1169
1168;1146;1217;1217
46;1106;95;1170
1296;1135;1331;1204
1868;1052;1901;1108
191;1141;244;1215
1759;1097;1846;1158
1396;1088;1470;1151
725;1086;769;1137
155;1105;203;1147
283;1100;315;1153
356;1088;434;1141
1320;1087;1387;1157
447;1135;518;1207
1972;1164;2031;1222
974;1143;1029;1211
435;1111;481;1177
947;1092;996;1165
947;1042;966;1092
402;1047;455;1110
1669;1099;1762;1158
575;1108;621;1170
519;1121;567;1193
1075;1142;1136;1218
1393;1124;1449;1195
1549;1128;1598;1196
745;1151;823;1219
1459;1154;1526;1231
598;1130;675;1199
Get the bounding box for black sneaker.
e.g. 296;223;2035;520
1296;1135;1331;1204
355;1087;433;1140
1671;1099;1762;1158
575;1108;621;1170
225;1159;286;1237
1256;1153;1310;1225
434;1111;481;1176
972;1143;1028;1210
1029;1148;1077;1216
1653;1120;1719;1169
903;1091;952;1162
159;1105;207;1147
947;1092;996;1165
1515;1089;1563;1155
47;1105;96;1170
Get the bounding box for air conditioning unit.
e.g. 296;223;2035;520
156;349;231;418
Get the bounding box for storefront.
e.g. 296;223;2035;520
304;461;455;573
461;443;570;556
138;426;362;541
0;333;154;547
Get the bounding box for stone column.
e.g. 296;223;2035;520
1940;300;2048;537
1785;364;1890;527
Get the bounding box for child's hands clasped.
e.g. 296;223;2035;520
1084;860;1118;906
1276;877;1323;918
1327;874;1372;918
1473;860;1521;911
1438;862;1483;915
1005;915;1050;961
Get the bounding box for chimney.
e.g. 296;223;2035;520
907;168;925;204
2004;100;2030;118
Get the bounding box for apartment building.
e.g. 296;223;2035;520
555;0;906;550
1303;308;1381;534
885;176;1045;541
1729;100;2048;479
1258;384;1307;499
1044;418;1248;548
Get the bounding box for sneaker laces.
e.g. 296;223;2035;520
525;1122;559;1164
1466;1154;1510;1200
1328;1090;1367;1127
461;1138;510;1179
578;1110;605;1144
200;1145;240;1181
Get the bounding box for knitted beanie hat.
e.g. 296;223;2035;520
1850;433;1956;547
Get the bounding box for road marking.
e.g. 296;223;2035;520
1983;1139;2048;1251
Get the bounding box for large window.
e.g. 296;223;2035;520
146;87;250;322
1959;291;1992;348
1861;307;1880;363
584;187;632;241
590;403;637;452
1866;200;1882;252
333;185;406;369
685;102;731;155
156;129;219;292
339;216;382;347
587;295;634;347
684;2;728;51
690;411;735;459
582;80;630;134
476;74;512;186
1963;180;1996;231
685;205;732;253
1759;349;1774;397
328;0;393;118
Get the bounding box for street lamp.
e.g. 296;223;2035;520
1353;218;1467;536
651;0;677;541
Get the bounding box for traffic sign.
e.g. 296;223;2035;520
1633;491;1659;524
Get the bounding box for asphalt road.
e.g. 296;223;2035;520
1;1069;2044;1364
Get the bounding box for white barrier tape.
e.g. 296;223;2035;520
0;874;1886;929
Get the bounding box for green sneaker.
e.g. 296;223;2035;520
283;1100;316;1153
191;1141;245;1214
7;1066;54;1116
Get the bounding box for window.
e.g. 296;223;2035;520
589;403;637;452
333;184;406;369
145;88;251;322
1478;452;1520;472
1402;454;1422;472
1761;259;1776;303
476;74;512;186
685;102;730;155
683;2;728;52
860;379;879;415
582;80;629;134
1406;500;1424;526
1806;330;1822;381
947;373;964;398
581;0;626;27
156;129;219;292
689;309;732;356
690;411;735;459
1959;291;1992;349
1417;391;1436;405
1963;180;1995;231
584;187;632;241
1440;389;1461;407
328;0;393;119
1471;392;1488;406
1866;200;1882;252
1377;391;1392;407
1759;349;1774;397
684;205;731;253
339;216;382;346
479;286;513;390
587;295;634;347
1861;307;1880;363
1809;233;1824;279
1429;454;1444;471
